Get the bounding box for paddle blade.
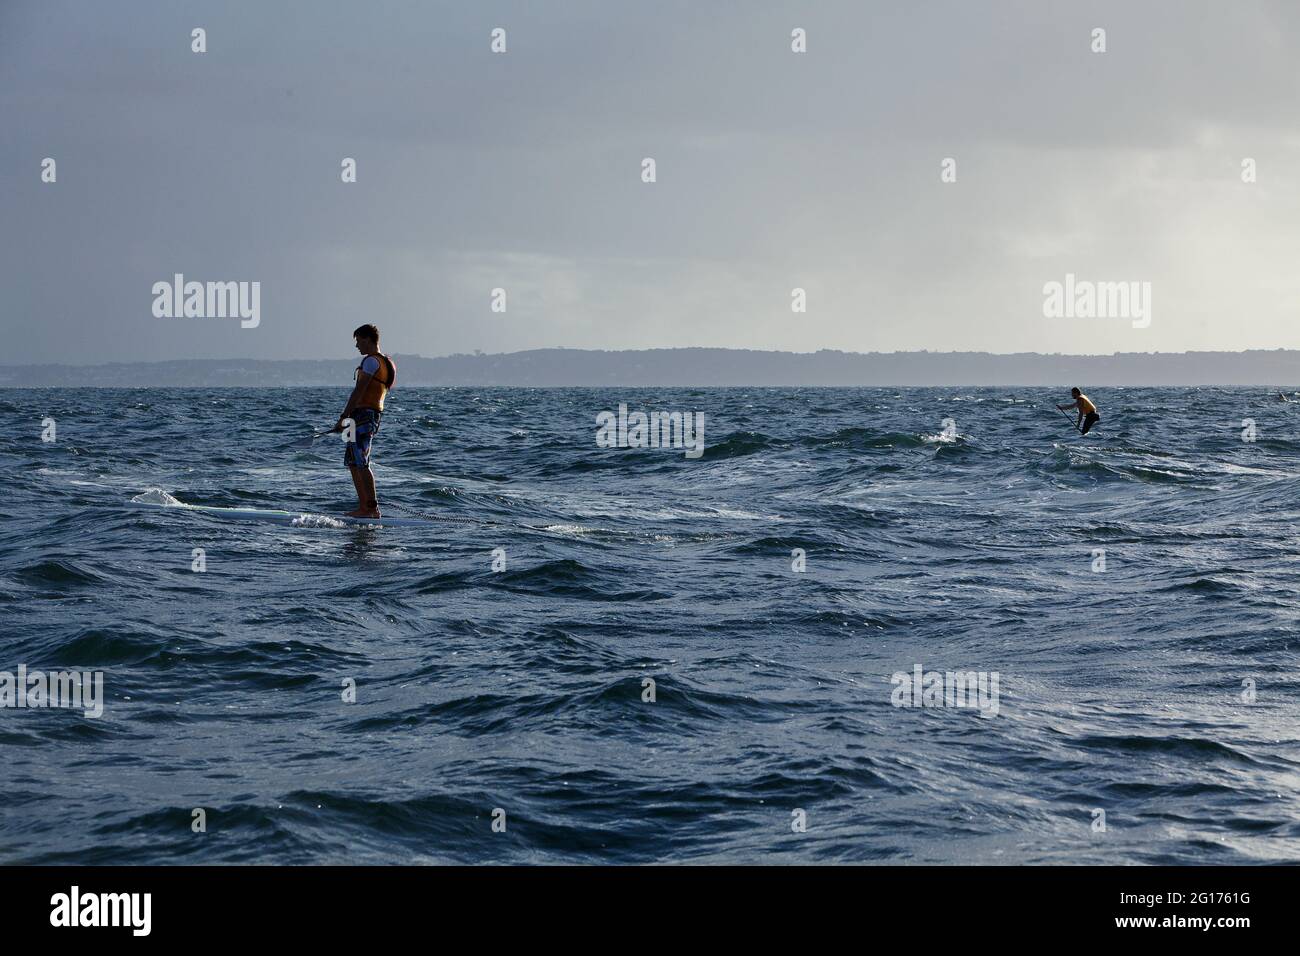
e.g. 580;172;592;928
286;428;336;449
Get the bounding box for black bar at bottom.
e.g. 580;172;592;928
0;865;1282;941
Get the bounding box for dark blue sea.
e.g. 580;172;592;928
3;386;1298;864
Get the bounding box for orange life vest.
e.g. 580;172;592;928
355;352;396;411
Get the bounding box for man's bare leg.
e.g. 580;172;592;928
346;466;380;518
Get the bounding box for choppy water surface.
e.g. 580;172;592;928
2;386;1299;863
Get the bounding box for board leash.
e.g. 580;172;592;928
385;504;500;526
384;503;553;534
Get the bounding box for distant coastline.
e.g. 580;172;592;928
3;348;1298;387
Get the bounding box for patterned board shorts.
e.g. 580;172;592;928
343;408;382;469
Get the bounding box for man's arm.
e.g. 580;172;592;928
336;371;375;429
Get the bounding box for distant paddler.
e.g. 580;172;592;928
334;324;396;518
1056;387;1100;435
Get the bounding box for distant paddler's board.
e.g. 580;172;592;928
129;499;440;528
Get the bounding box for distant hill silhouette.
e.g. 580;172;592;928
3;348;1298;387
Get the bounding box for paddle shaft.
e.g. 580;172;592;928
1057;404;1084;434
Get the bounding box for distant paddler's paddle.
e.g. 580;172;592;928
1056;404;1083;435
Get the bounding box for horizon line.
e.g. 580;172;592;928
12;345;1300;368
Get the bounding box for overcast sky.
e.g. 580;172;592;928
4;0;1300;363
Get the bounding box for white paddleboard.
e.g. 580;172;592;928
129;499;440;528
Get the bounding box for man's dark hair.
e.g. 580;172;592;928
353;324;380;343
1071;387;1081;397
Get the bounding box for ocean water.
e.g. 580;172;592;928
2;385;1299;865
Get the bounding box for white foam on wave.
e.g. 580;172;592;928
1212;462;1288;477
710;507;777;520
291;514;347;529
539;523;599;537
131;488;183;506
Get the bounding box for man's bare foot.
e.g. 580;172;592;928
346;507;381;519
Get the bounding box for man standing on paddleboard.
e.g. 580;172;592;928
1057;387;1100;435
334;324;396;518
